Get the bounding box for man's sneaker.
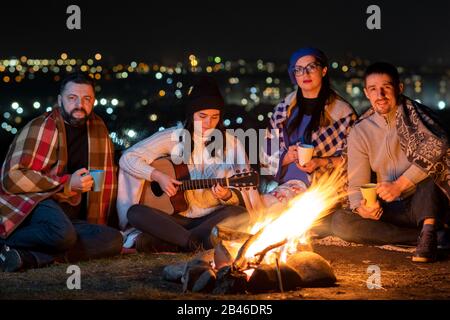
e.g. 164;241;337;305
0;245;24;272
412;224;438;263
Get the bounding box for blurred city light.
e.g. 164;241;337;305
0;52;448;152
127;129;137;138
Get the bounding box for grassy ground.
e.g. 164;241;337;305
1;244;449;300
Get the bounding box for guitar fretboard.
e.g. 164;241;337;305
179;178;228;191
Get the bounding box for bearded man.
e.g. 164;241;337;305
0;73;122;272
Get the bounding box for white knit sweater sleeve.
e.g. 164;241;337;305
119;128;179;181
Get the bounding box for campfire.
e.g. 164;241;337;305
163;168;346;294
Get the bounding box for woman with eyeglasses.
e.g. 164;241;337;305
262;47;356;204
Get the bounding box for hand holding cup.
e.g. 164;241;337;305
297;144;314;166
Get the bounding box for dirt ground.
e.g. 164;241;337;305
1;243;449;300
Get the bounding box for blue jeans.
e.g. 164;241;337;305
0;199;123;267
331;178;449;245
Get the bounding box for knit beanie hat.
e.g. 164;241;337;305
288;47;329;84
185;76;224;116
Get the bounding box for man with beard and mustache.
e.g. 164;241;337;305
0;73;122;272
331;62;450;263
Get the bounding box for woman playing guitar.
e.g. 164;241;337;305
117;76;254;252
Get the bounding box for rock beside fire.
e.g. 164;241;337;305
182;259;212;292
247;263;303;293
163;250;214;284
162;262;186;282
192;268;216;293
286;251;336;287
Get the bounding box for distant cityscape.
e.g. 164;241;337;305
1;53;449;158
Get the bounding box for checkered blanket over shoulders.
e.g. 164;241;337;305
0;108;117;239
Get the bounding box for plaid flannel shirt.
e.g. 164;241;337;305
261;90;356;179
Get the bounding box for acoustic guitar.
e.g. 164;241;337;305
139;157;259;214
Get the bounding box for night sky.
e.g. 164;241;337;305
1;0;449;65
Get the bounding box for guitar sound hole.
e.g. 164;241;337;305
150;181;164;197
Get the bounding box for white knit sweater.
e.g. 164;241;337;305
116;126;250;230
347;108;428;209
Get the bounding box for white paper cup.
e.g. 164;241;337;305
360;183;377;207
90;170;105;192
297;144;314;166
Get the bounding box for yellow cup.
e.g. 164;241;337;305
297;144;314;166
360;183;378;207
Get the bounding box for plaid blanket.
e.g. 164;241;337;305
359;96;450;202
0;108;117;239
261;90;356;178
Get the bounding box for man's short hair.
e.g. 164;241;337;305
60;72;95;94
364;62;400;88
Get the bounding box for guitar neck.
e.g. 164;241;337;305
179;178;228;191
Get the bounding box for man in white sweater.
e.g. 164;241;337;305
331;62;449;263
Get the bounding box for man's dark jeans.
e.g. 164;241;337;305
0;199;123;267
331;178;449;245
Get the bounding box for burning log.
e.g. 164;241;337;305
232;228;264;270
212;266;248;294
275;258;283;293
231;223;288;271
251;239;287;267
210;225;252;247
164;167;344;293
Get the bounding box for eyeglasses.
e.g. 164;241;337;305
292;62;321;76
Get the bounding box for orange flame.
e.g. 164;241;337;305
245;168;345;264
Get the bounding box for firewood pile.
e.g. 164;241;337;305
163;225;336;294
